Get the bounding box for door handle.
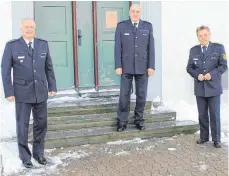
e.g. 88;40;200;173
78;29;82;46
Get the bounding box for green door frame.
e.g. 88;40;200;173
72;2;79;89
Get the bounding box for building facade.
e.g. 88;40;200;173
0;1;228;105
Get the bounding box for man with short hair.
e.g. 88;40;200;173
114;4;155;132
186;25;227;148
1;18;57;167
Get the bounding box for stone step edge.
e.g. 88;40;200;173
47;110;176;121
43;121;199;148
48;101;152;111
29;120;198;141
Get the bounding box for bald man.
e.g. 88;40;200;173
1;18;57;168
115;4;155;131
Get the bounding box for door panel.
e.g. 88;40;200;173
97;2;129;87
35;1;74;89
76;2;95;88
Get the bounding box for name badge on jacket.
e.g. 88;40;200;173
18;56;25;59
193;58;198;65
41;53;46;58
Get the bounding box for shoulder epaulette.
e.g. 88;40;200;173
36;38;47;42
142;20;151;25
7;39;19;43
213;42;223;46
191;45;200;50
117;20;127;25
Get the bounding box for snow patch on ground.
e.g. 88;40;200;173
107;138;148;145
145;146;155;151
168;148;177;151
48;96;82;102
56;89;76;95
115;150;130;156
0;142;89;176
57;150;89;160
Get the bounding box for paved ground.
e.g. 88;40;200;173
12;134;228;176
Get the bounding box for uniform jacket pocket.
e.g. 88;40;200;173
14;78;26;85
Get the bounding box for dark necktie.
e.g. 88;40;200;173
28;41;33;55
134;23;138;33
202;46;207;57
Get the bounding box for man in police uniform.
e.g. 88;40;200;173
1;18;57;167
114;4;155;132
187;26;227;148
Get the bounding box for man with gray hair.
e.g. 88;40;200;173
1;18;57;168
114;4;155;132
186;25;227;148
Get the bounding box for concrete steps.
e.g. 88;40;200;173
47;100;152;117
29;121;199;148
46;111;176;131
28;96;199;148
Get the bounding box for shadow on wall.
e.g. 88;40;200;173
222;70;228;90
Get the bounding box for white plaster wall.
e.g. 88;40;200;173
0;1;16;138
141;1;162;101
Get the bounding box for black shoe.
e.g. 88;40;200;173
196;139;208;144
214;141;221;148
34;156;47;165
117;122;127;132
135;122;145;130
22;160;33;168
